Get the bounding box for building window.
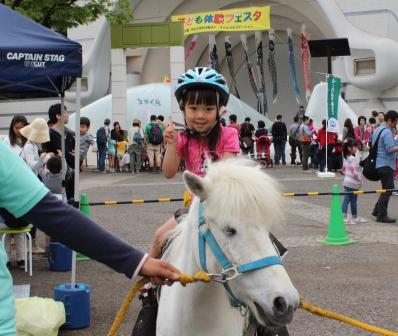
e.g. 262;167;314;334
354;57;375;75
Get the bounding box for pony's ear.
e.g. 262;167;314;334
183;171;207;200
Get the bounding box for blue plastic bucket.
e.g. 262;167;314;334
48;242;72;271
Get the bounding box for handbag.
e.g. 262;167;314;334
300;133;311;144
361;128;386;181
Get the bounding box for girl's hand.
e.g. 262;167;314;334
164;116;178;146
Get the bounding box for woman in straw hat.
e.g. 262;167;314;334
19;118;50;254
20;118;49;177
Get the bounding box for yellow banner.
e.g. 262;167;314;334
172;6;270;36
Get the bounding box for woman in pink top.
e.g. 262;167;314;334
354;115;370;161
151;67;239;258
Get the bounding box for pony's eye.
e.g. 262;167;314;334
223;226;237;236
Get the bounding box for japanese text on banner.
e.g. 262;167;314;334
172;6;270;35
327;74;341;133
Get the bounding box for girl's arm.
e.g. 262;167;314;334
162;119;181;178
24;143;43;172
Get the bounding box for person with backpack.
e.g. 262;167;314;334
288;116;302;165
145;115;163;173
128;119;145;173
96;118;110;172
370;110;398;223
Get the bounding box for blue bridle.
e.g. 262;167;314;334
197;202;283;311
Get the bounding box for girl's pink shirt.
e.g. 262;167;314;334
176;126;240;176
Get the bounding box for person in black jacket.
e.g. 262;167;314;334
42;104;75;200
271;115;287;165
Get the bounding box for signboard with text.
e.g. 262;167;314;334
327;74;341;133
172;6;270;35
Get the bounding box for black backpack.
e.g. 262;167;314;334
362;128;386;181
96;127;107;146
148;123;163;145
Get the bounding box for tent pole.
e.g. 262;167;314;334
71;77;81;289
60;94;66;200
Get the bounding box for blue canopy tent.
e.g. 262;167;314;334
0;3;82;95
0;3;83;286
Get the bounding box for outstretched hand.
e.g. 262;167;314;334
163;116;178;146
139;257;180;286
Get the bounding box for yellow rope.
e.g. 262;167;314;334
107;274;398;336
106;272;211;336
300;297;398;336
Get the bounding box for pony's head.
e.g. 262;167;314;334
183;158;299;327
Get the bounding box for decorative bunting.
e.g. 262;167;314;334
287;28;302;105
301;25;312;101
185;35;198;62
208;34;221;73
267;29;278;104
255;31;268;116
224;36;240;98
241;34;262;114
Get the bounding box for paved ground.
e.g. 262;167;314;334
10;165;398;336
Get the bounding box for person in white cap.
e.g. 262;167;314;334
20;118;49;177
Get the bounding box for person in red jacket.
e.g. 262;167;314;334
317;119;337;172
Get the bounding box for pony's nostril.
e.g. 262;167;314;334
273;296;288;315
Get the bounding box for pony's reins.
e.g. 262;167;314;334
107;203;398;336
107;276;398;336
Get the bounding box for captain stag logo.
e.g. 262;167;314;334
6;52;65;68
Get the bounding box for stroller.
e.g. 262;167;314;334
256;135;273;167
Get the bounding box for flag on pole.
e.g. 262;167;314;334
185;35;198;62
301;25;312;101
208;35;221;73
241;34;262;114
287;28;302;105
255;31;268;116
327;74;341;133
224;36;240;98
268;29;278;104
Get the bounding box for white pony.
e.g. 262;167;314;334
157;158;299;336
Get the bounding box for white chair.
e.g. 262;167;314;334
0;225;32;276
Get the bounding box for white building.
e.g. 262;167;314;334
1;0;398;132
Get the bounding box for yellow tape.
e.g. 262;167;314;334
376;189;387;194
353;190;364;195
307;192;319;196
283;192;295;197
131;200;145;204
104;200;118;205
158;198;171;202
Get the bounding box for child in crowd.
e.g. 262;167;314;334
40;155;63;196
108;137;117;173
341;138;367;224
116;136;128;172
79;117;96;170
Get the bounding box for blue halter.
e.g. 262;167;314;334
197;202;283;311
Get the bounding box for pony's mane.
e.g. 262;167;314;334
203;158;284;230
163;158;284;262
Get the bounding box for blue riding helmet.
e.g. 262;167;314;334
175;67;230;106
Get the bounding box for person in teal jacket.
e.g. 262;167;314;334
0;140;180;335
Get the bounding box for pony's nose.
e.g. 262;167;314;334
272;296;288;315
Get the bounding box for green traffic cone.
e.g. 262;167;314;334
318;184;357;246
77;193;91;261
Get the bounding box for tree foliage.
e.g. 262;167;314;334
0;0;133;35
